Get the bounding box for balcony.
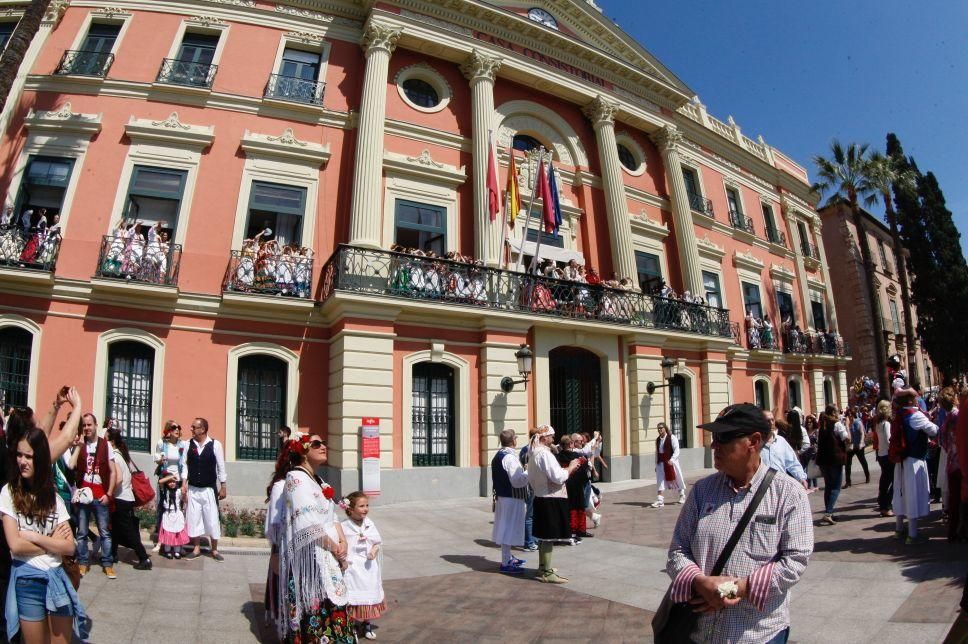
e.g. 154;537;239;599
222;248;314;299
0;226;61;274
263;73;326;106
782;328;849;357
53;50;115;77
155;58;217;88
687;191;714;218
800;242;820;260
729;210;755;235
94;234;181;287
766;226;787;247
738;320;780;351
319;245;735;338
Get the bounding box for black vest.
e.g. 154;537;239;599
187;440;217;488
492;448;526;500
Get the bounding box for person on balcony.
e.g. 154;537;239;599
296;247;313;298
120;221;144;276
0;206;12;228
763;316;775;349
254;238;279;292
37;214;61;266
746;312;762;349
18;209;46;263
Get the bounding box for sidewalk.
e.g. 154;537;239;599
78;459;968;642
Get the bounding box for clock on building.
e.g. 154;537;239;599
527;7;559;30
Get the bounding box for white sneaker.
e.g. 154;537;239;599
678;495;687;504
591;512;601;528
651;501;664;508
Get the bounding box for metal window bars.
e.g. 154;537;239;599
54;49;115;77
729;209;755;235
95;234;182;286
319;245;735;338
263;73;326;105
687;191;714;217
223;249;314;299
0;225;61;272
766;226;787;247
156;58;218;88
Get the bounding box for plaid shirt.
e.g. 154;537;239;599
666;463;813;643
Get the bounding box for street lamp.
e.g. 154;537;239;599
646;357;678;395
501;344;534;393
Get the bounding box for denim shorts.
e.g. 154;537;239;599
14;576;73;622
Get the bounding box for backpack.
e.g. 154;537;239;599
888;409;910;464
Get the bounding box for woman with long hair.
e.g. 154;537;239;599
815;406;849;526
784;409;805;453
152;420;186;546
107;428;152;570
801;414;820;489
264;439;300;627
277;435;354;643
1;427;87;643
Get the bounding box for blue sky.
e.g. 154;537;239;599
596;0;968;255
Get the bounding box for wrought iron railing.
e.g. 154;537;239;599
729;210;755;235
155;58;218;88
687;191;714;217
0;225;61;272
801;242;820;260
95;234;181;286
319;245;735;338
782;329;848;357
741;322;780;351
263;73;326;105
54;49;115;77
766;226;787;247
222;249;314;299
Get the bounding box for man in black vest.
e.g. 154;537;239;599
491;429;529;574
182;417;227;561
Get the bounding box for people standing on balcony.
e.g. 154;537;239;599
18;209;46;264
0;206;12;228
71;413;116;579
892;388;939;544
37;214;61;266
652;422;686;507
296;247;313;298
183;418;227;562
763;316;775;349
746;312;762;349
816;406;849;526
490;429;529;573
18;208;33;233
121;221;144;276
254;238;278;292
845;408;870;487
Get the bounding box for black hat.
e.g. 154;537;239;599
697;403;770;439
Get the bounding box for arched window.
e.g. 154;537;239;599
617;144;637;171
402;78;439;108
512;134;543;153
107;341;154;452
0;328;32;408
412;362;454;466
824;379;834;408
754;379;770;410
237;355;288;461
789;378;801;410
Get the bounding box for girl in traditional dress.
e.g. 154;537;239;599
235;238;257;291
651;422;686;507
102;220;127;275
340;492;386;641
255;239;278;291
277;435;353;643
121;221;144;276
156;472;189;559
18;210;45;263
265;440;299;626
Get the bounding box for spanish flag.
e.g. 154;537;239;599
506;147;522;227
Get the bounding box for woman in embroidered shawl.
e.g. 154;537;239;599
277;435;353;643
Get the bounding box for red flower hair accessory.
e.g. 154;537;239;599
286;435;312;456
322;484;335;500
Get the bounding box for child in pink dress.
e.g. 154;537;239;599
157;473;189;559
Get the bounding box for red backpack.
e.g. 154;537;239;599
888;409;911;464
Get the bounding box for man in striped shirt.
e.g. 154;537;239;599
665;403;814;643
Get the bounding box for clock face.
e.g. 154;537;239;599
528;7;558;30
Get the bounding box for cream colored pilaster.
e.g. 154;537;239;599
461;50;502;265
837;369;848;409
348;22;401;248
479;337;528;462
811;219;839;331
809;368;825;413
700;358;730;425
627;351;666;459
583;96;638;283
652;126;704;294
328;331;395;470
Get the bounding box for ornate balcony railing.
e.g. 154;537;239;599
782;329;849;357
687;191;714;217
766;226;787;247
95;234;181;286
222;249;314;299
319;245;734;338
54;49;115;77
741;322;780;351
155;58;218;88
801;242;820;260
0;225;61;272
729;210;755;235
263;73;326;105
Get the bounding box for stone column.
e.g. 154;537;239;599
348;23;401;248
583;96;638;283
811;219;839;331
627;347;666;478
461;50;502;265
651;126;704;295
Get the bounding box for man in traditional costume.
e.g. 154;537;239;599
182;417;228;560
491;429;529;573
893;388;939;544
652;422;686;507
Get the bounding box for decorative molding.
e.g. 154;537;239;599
406;149;444;168
43;0;68;26
808;276;827;291
630;210;669;239
275;4;334;23
186;15;228;28
124;114;214;149
361;22;401;57
24;102;102;136
395;63;452;114
651;125;682;153
151;112;191;130
383;150;466;186
582;95;617;128
733;249;765;272
92;6;131;19
696;234;726;260
240;128;330;166
769;263;796;281
886;282;898;297
284;31;325;44
460;49;502;83
210;0;256;6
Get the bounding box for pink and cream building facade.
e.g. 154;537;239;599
0;0;847;499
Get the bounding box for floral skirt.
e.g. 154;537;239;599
285;578;355;644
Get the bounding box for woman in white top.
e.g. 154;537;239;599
263;439;299;625
526;425;582;584
874;400;895;517
107;428;151;570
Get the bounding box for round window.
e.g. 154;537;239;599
617;144;638;171
513;134;543;153
402;78;440;109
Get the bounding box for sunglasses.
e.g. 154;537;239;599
309;440;325;450
711;431;754;446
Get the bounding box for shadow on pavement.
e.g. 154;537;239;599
440;553;526;575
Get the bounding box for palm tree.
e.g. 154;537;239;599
813;141;889;397
866;151;919;381
0;0;53;117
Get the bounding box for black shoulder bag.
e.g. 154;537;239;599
652;469;777;644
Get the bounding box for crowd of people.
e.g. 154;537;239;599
228;228;314;298
99;219;173;283
0;207;62;268
742;311;845;355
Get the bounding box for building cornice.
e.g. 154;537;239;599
240;127;331;166
24;102;102;137
383;149;467;185
124;112;214;148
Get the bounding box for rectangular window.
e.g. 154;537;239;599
682;168;699;197
124;166;187;239
0;22;14;51
889;299;901;334
811;300;827;330
635;250;662;293
742;281;762;319
280;47;320;81
878;240;890;272
81;22;120;53
160;31;220;87
702;271;722;308
246;182;306;247
797;221;811;257
395;199;445;256
177;32;218;65
16;156;75;219
777;291;796;324
59;22;121;76
525;227;564;248
726;187;741;215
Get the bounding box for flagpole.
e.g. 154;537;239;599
529;153;554;275
499;190;510;270
513;147;546;273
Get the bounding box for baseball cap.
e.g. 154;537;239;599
697;403;770;441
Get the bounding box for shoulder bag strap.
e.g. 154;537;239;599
711;468;777;576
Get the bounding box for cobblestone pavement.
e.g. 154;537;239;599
76;459;968;643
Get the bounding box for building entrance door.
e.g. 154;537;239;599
549;347;601;440
669;375;688;448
